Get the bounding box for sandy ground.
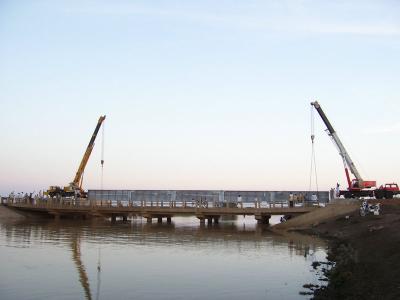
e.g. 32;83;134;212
299;201;400;299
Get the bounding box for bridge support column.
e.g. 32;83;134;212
123;216;128;222
111;215;116;223
197;215;206;225
157;217;162;223
167;217;172;223
143;213;153;223
255;214;271;225
203;216;221;225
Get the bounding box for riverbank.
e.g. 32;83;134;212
301;200;400;299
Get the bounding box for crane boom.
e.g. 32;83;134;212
46;115;106;198
310;101;365;187
72;115;106;188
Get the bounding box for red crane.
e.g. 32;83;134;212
311;101;398;199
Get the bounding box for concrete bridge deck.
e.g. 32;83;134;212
1;197;321;224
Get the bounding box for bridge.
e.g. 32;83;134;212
1;189;327;224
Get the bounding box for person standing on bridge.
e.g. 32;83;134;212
289;193;294;208
237;195;242;208
311;193;318;202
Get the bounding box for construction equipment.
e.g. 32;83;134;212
47;115;106;198
311;101;398;199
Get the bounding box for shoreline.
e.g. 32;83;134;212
296;202;400;299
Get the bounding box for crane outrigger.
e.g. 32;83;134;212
311;101;398;199
47;115;106;198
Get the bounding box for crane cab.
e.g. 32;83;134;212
349;179;376;191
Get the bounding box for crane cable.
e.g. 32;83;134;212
94;121;105;300
97;121;104;300
309;106;319;195
95;247;101;300
100;120;105;190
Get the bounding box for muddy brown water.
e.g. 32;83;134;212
0;211;327;300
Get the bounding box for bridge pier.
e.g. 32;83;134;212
123;215;128;222
255;214;271;225
197;215;206;225
111;215;116;223
199;215;221;225
143;214;173;224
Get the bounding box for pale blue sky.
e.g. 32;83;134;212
1;0;399;195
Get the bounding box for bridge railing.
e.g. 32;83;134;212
1;196;324;209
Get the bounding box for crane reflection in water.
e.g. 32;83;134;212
71;234;101;300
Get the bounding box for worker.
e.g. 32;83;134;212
289;193;294;208
254;197;259;208
299;193;304;202
311;193;318;202
335;183;340;197
237;194;243;209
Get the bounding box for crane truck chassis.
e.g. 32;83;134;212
311;101;399;199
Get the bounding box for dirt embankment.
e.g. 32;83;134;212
0;205;25;221
300;202;400;299
274;201;360;231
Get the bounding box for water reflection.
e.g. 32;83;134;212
0;219;324;256
71;235;92;300
0;217;326;300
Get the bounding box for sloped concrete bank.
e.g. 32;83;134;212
273;201;360;231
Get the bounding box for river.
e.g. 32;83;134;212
0;215;326;299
